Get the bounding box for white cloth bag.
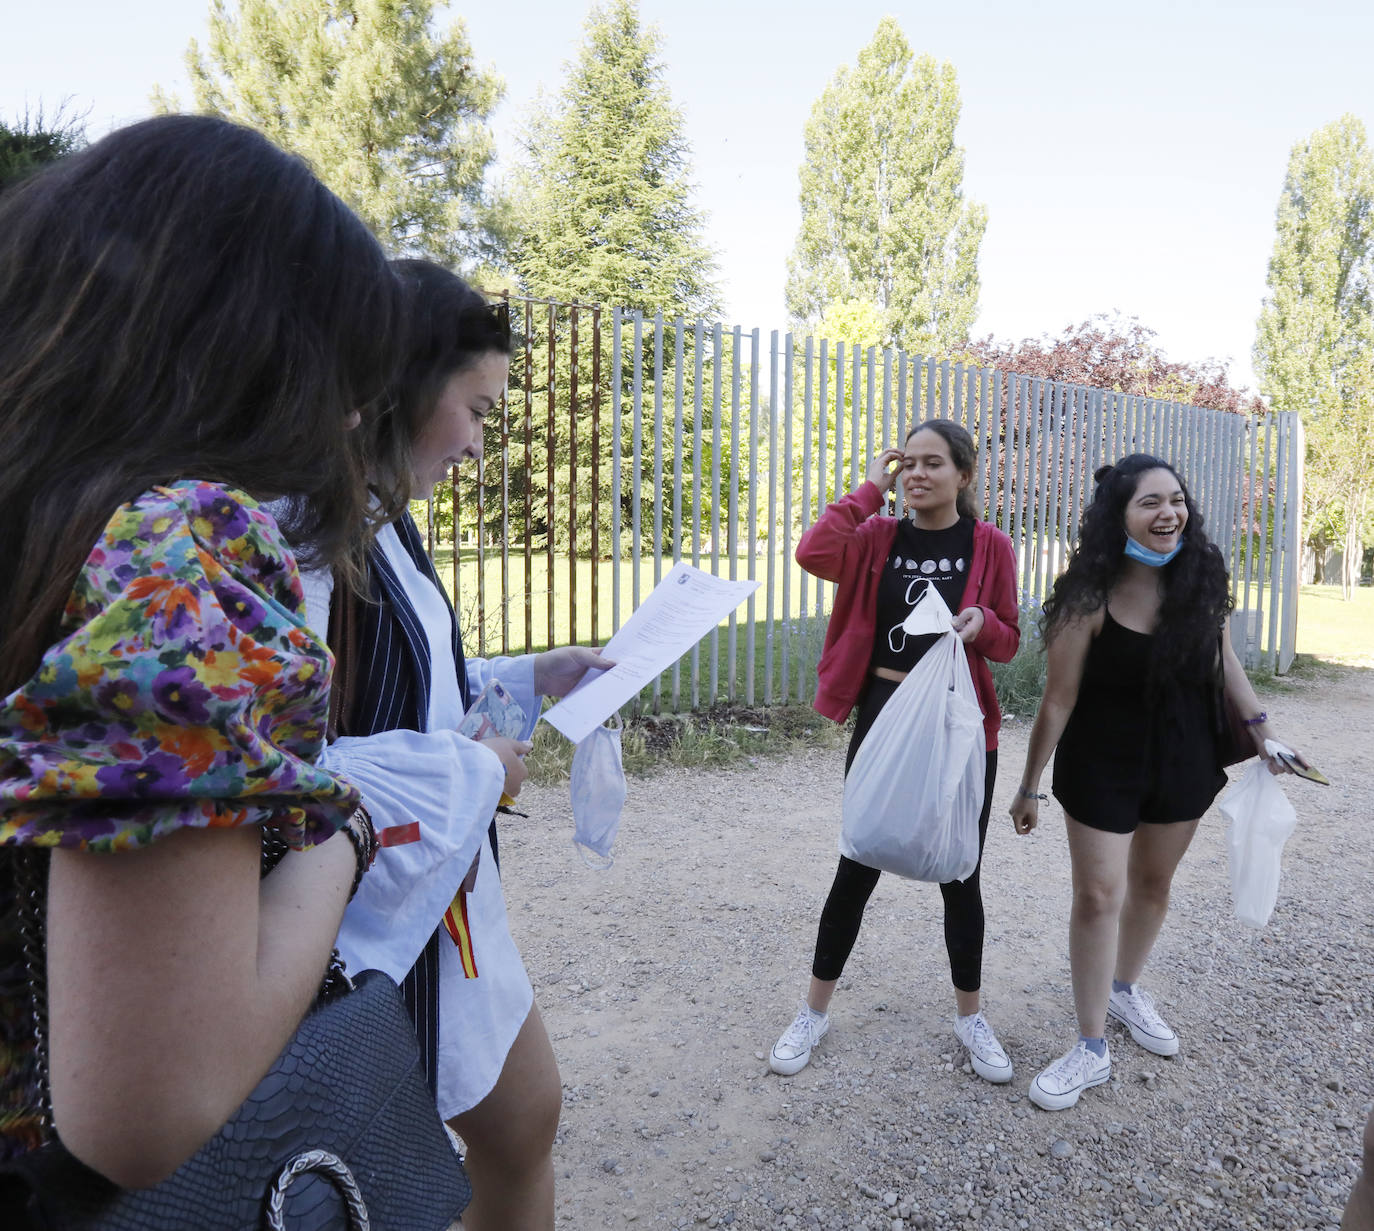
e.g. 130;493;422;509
840;588;985;883
1219;753;1298;929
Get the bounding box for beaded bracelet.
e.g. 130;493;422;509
1016;786;1048;801
1242;712;1268;727
340;804;377;901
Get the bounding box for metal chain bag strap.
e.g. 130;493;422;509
5;847;470;1231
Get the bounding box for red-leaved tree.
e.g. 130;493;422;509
964;314;1265;416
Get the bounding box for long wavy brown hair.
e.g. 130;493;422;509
0;115;404;694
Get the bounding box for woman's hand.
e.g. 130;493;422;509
865;448;904;495
533;645;614;698
480;735;533;798
1264;738;1311;777
1240;716;1309;777
1009;789;1040;835
952;606;985;644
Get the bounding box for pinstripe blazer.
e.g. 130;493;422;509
346;512;471;735
333;511;487;1095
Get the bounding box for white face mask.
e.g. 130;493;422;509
570;716;627;869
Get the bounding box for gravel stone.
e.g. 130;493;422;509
504;665;1370;1229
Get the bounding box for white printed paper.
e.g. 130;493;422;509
543;563;760;744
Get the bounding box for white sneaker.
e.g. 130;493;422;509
952;1012;1014;1083
1028;1040;1111;1111
769;1004;829;1076
1108;983;1180;1057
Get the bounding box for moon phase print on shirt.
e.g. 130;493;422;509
870;517;975;674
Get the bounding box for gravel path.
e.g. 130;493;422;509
497;661;1372;1230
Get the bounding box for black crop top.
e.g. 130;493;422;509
869;515;975;674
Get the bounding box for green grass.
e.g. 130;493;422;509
1294;583;1374;666
525;701;848;786
455;552;1371;780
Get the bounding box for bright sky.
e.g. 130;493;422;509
5;0;1372;394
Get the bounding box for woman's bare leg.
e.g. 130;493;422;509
1114;819;1200;985
1341;1107;1374;1231
1064;818;1132;1038
447;1003;561;1231
806;976;838;1015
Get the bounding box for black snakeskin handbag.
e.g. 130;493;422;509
3;850;470;1231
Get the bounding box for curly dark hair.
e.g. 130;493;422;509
1040;453;1232;691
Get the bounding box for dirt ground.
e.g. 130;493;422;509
497;660;1373;1230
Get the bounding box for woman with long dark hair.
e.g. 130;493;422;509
308;259;608;1231
1010;454;1305;1111
767;419;1021;1083
0;114;404;1187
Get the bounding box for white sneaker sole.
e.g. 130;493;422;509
769;1047;812;1076
1107;1004;1180;1057
769;1020;828;1076
1028;1061;1111;1111
969;1055;1014;1084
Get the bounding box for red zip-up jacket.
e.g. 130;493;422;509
796;480;1021;750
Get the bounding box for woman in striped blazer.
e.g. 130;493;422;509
303;260;608;1231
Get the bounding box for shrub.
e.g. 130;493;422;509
990;595;1047;719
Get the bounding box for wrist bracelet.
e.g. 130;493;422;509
1017;787;1047;801
260;828;291;877
340;804;376;901
1242;712;1268;727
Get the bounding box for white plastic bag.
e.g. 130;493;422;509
1218;757;1298;929
840;596;985;883
570;715;627;869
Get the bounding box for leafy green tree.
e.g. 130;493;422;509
787;18;986;356
513;0;718;316
449;311;759;562
510;0;721;555
1254;114;1374;597
161;0;504;270
817;298;885;351
0;103;86;193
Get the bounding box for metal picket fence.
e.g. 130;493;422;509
420;299;1303;715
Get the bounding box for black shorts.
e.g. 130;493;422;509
1051;782;1210;835
1052;752;1225;835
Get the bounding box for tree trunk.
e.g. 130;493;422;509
1344;520;1356;599
1342;485;1367;600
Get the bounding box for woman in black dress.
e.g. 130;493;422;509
1009;455;1306;1111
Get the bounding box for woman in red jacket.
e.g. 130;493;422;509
769;419;1021;1082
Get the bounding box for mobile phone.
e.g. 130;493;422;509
1274;749;1329;785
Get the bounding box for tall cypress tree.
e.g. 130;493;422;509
162;0;504;270
1254;114;1374;596
787;18;985;356
513;0;718;316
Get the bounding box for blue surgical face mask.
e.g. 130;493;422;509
1123;534;1182;567
570;716;626;869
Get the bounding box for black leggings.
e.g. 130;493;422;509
811;677;998;993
